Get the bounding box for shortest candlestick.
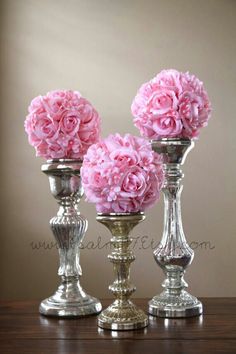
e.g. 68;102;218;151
96;213;148;330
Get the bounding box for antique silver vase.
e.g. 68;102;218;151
39;159;102;317
96;213;148;330
148;138;203;318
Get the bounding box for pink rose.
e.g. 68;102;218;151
152;111;183;137
131;82;154;118
78;99;96;124
133;116;158;139
179;91;211;138
120;166;147;198
180;72;203;95
28;96;44;113
152;69;182;95
69;137;83;158
110;198;140;214
83;142;110;166
35;141;48;158
110;147;140;166
59;111;81;136
46;142;66;159
81;133;164;213
147;88;178;115
79;129;99;147
25;113;59;146
142;174;160;209
84;169;109;203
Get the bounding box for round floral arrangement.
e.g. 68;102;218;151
25;90;101;159
131;69;211;139
81;133;164;213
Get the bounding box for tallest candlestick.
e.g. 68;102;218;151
131;69;212;318
148;138;202;317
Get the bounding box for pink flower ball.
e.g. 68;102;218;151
25;90;101;159
131;69;212;139
81;133;164;213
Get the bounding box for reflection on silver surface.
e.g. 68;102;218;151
97;323;148;337
163;314;203;328
39;159;102;317
149;139;203;318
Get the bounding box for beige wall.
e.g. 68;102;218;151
0;0;235;300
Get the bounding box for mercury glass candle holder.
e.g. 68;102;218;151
96;213;148;330
148;138;203;318
39;159;102;317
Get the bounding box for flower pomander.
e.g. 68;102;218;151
131;69;211;139
81;133;164;213
25;90;101;159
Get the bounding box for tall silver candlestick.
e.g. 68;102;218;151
39;159;102;317
148;138;203;318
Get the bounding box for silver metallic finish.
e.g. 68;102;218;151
96;213;148;330
39;159;102;317
148;139;203;318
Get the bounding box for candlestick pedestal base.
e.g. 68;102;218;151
148;290;202;318
98;299;148;330
40;285;101;318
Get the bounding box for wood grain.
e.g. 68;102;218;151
0;299;235;354
1;340;236;354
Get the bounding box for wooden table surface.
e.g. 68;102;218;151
0;298;236;353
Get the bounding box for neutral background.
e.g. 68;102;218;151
0;0;235;300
